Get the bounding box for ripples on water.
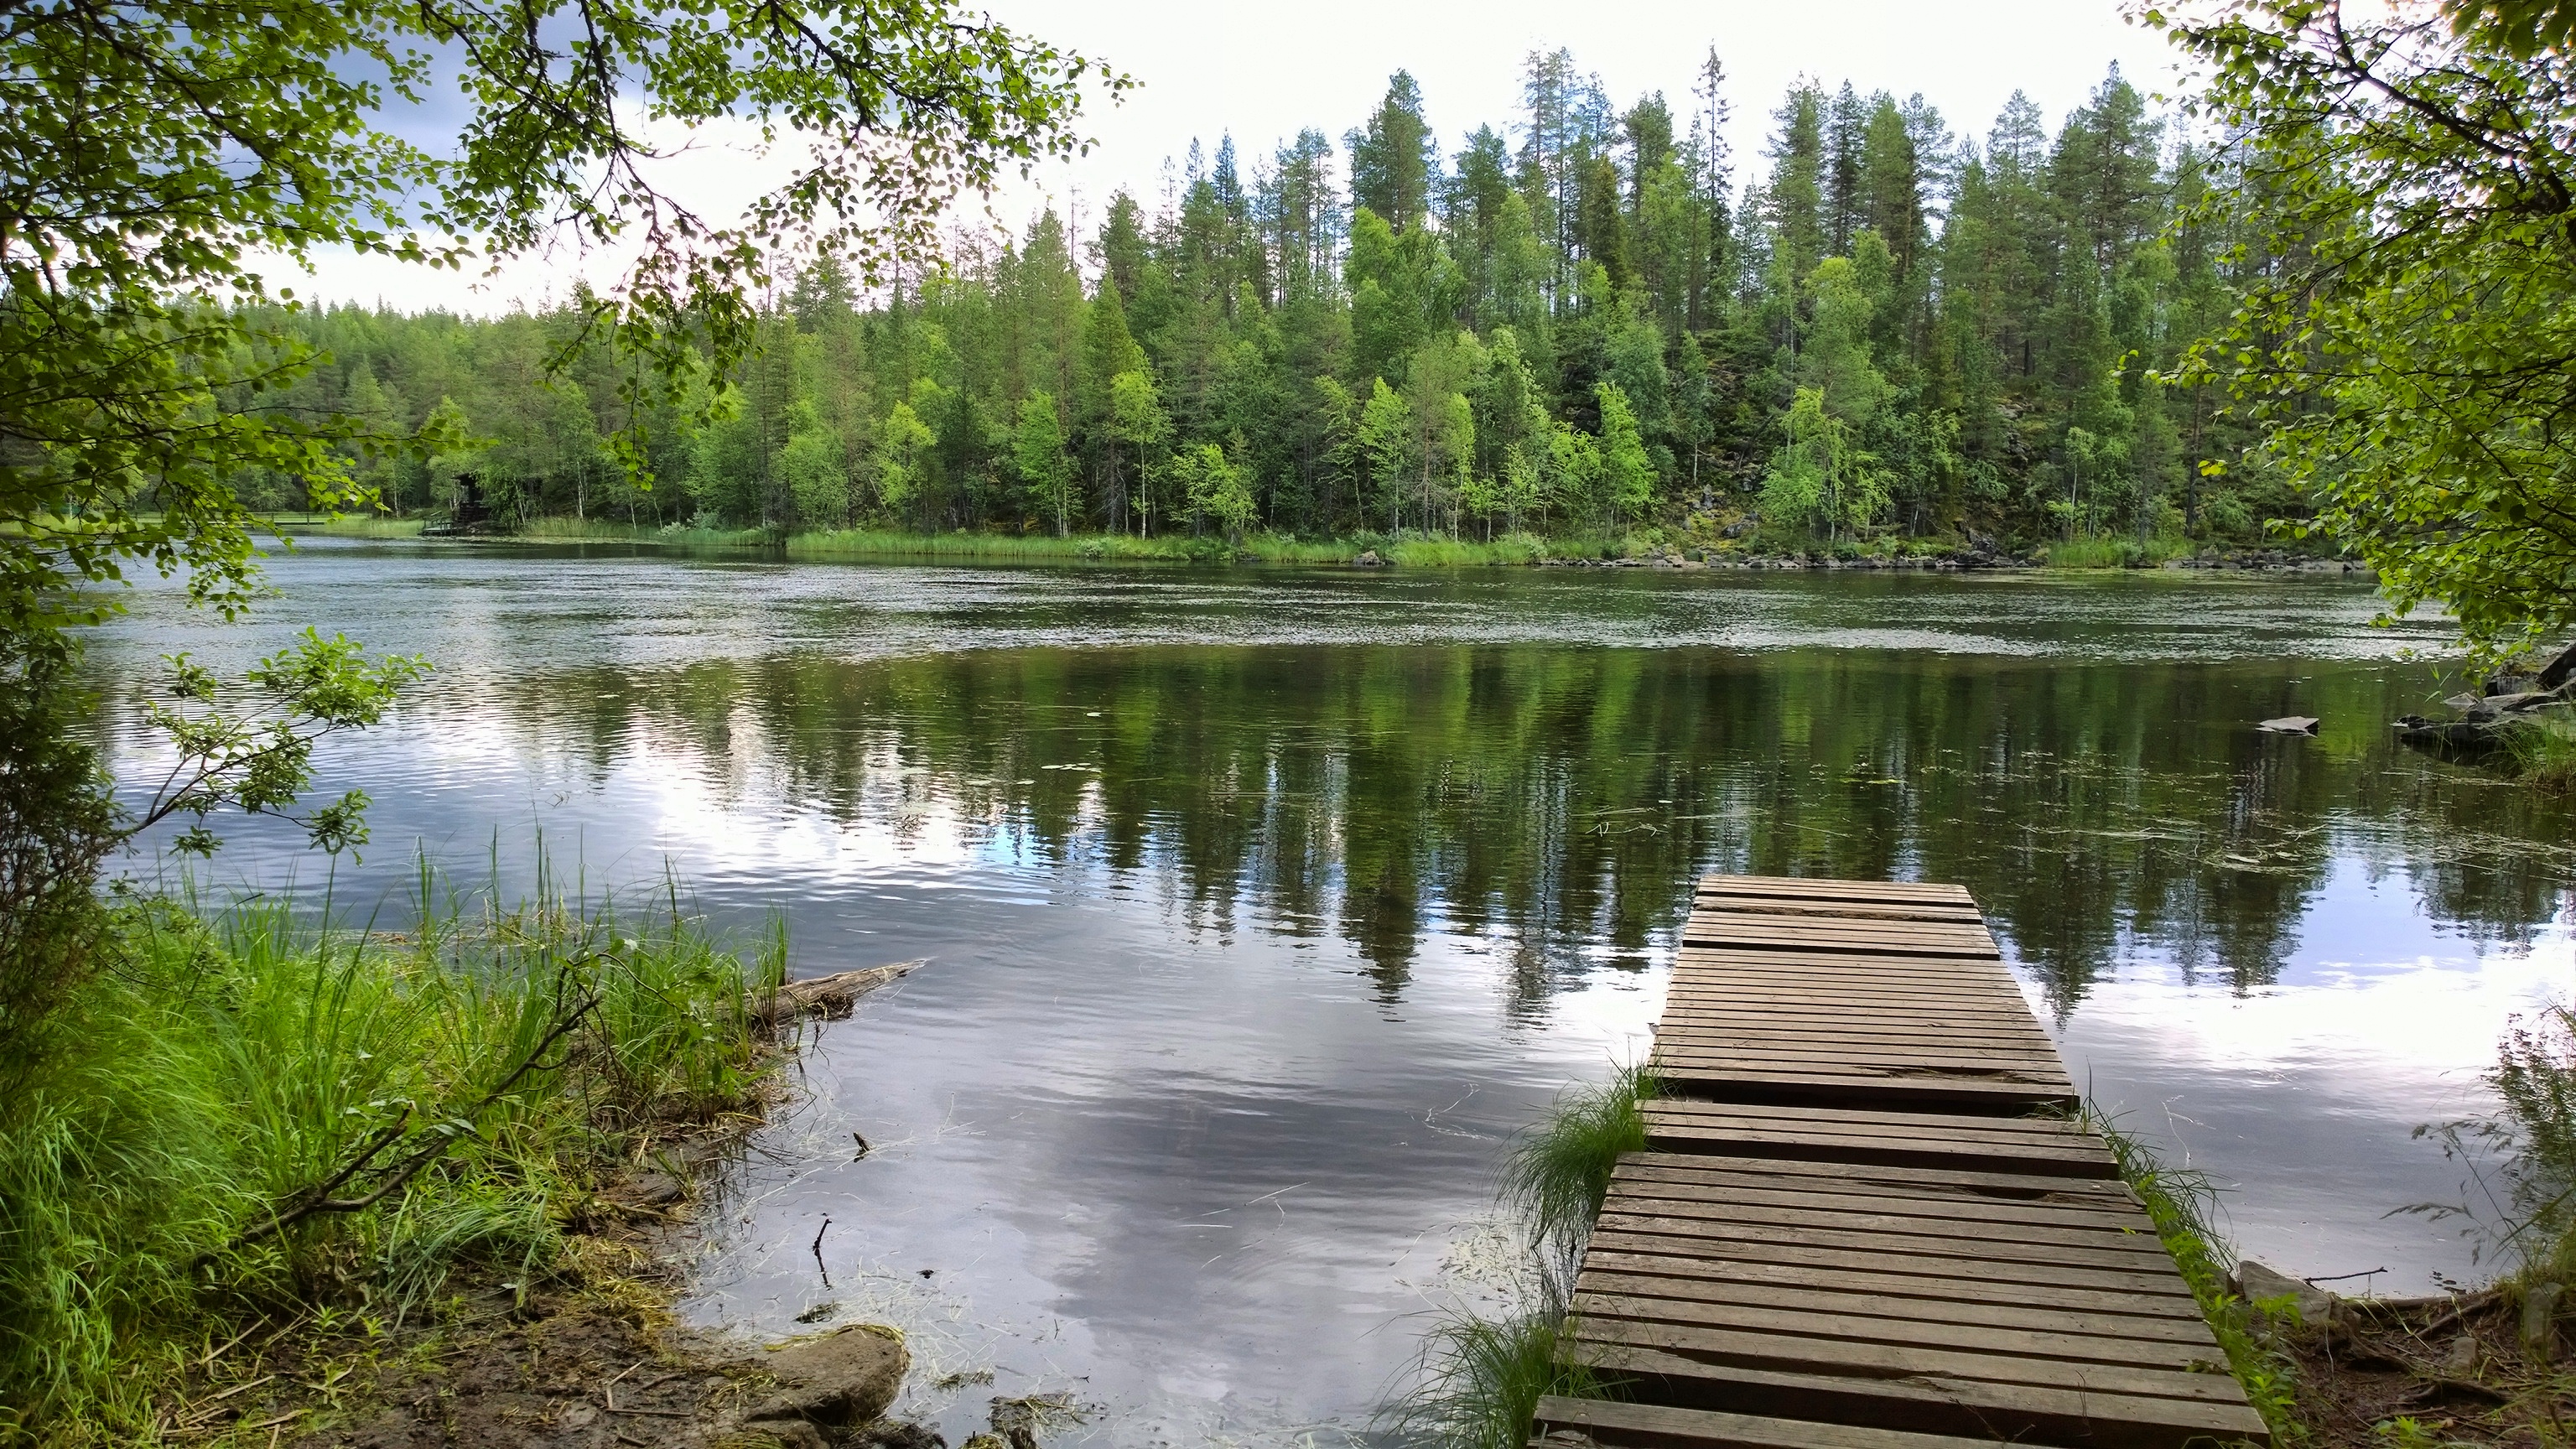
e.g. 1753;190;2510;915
80;540;2576;1446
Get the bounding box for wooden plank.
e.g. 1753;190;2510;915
1561;1343;2271;1449
1601;1190;2173;1260
1595;1213;2167;1278
1618;1150;2134;1202
1641;1107;2116;1179
1584;1228;2193;1300
1695;875;1976;903
1576;1243;2205;1320
1531;1396;2027;1449
1690;899;1991;924
1682;924;2002;958
1571;1290;2213;1371
1608;1165;2153;1234
1575;1267;2220;1345
1566;1319;2250;1410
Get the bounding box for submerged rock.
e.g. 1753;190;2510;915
851;1423;948;1449
2257;716;2320;735
740;1323;910;1431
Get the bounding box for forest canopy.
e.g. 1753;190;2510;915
259;50;2277;557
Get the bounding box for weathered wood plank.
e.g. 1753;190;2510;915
1530;1396;2018;1449
1561;1342;2272;1449
1571;1289;2215;1370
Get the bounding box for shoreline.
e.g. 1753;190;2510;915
283;517;2374;579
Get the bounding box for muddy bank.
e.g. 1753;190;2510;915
2242;1262;2573;1448
153;968;955;1449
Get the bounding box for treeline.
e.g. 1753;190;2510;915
255;49;2294;552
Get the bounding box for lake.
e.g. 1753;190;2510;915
80;539;2576;1446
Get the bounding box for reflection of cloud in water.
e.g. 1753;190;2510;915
2044;858;2569;1290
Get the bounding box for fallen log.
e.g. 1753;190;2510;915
750;961;922;1033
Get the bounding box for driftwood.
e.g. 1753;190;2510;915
750;961;922;1033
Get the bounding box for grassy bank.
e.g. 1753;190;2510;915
0;870;783;1441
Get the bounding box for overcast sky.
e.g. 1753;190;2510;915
283;0;2189;314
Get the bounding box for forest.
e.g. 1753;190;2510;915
261;49;2286;558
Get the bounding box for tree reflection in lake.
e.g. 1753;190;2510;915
505;641;2573;1012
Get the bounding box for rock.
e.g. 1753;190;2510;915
751;962;921;1032
2525;1280;2563;1359
2236;1260;2336;1325
2257;716;2320;735
2443;1330;2482;1376
2486;673;2540;697
624;1171;685;1205
959;1437;1009;1449
2537;641;2576;691
850;1423;948;1449
741;1324;909;1430
1353;548;1385;567
2395;715;2506;749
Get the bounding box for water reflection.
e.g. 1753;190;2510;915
75;543;2576;1445
486;644;2573;1011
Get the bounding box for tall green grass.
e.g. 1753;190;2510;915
2501;717;2576;790
314;517;428;538
2085;1106;2302;1441
2041;536;2199;569
1393;1066;1650;1449
0;865;783;1441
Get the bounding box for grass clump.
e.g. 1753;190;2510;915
1502;1063;1652;1271
2499;717;2576;791
315;516;428;539
2042;536;2199;569
2086;1104;2303;1441
0;866;784;1441
1392;1066;1651;1449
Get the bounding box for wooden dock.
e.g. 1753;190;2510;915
1532;875;2268;1449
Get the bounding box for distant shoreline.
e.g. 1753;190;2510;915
275;516;2371;578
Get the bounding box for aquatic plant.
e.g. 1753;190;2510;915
0;863;783;1439
2085;1105;2304;1441
1391;1067;1649;1448
1395;1300;1608;1449
1500;1063;1653;1280
2499;719;2576;792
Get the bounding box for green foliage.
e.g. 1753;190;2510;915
0;870;783;1436
212;51;2279;556
139;631;428;860
2145;3;2576;662
2;0;1120;658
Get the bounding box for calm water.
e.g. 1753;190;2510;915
80;540;2576;1446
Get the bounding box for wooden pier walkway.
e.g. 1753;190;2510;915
1533;875;2268;1449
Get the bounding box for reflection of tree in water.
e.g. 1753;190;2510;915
505;646;2573;1015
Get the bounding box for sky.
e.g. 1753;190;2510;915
281;0;2192;316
